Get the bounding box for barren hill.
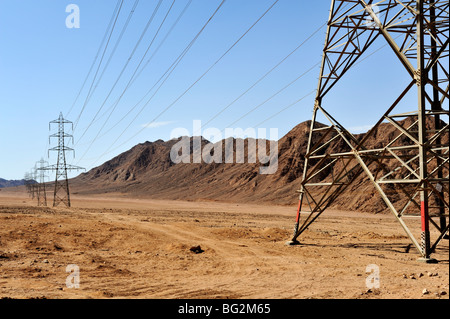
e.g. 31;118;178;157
72;119;448;213
72;121;316;205
0;178;27;188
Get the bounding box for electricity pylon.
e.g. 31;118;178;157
24;172;34;198
30;168;38;199
289;0;449;263
35;158;49;207
41;113;84;207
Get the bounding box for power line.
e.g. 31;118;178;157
72;0;125;131
88;0;279;166
65;0;123;119
81;0;229;166
253;89;316;128
76;0;176;163
145;0;281;128
73;0;141;134
75;1;369;169
200;22;326;131
71;36;394;166
97;0;176;132
225;62;320;129
75;0;161;144
83;0;193;137
249;38;402;130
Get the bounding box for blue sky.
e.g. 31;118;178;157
0;0;414;180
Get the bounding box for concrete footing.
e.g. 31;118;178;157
417;257;438;264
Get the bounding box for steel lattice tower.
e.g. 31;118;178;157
24;171;35;198
43;113;84;207
35;158;49;207
288;0;449;262
31;168;38;200
23;173;30;197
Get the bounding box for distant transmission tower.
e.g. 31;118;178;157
35;158;49;207
30;168;38;200
42;113;85;207
289;0;449;263
23;172;34;198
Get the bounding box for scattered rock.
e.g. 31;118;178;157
102;291;114;298
360;289;381;296
30;295;47;300
190;246;204;254
0;253;9;260
422;288;429;295
404;244;412;253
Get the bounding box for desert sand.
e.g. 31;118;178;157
0;189;448;300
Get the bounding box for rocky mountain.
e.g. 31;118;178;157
72;119;448;213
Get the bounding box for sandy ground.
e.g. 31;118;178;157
0;190;448;300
